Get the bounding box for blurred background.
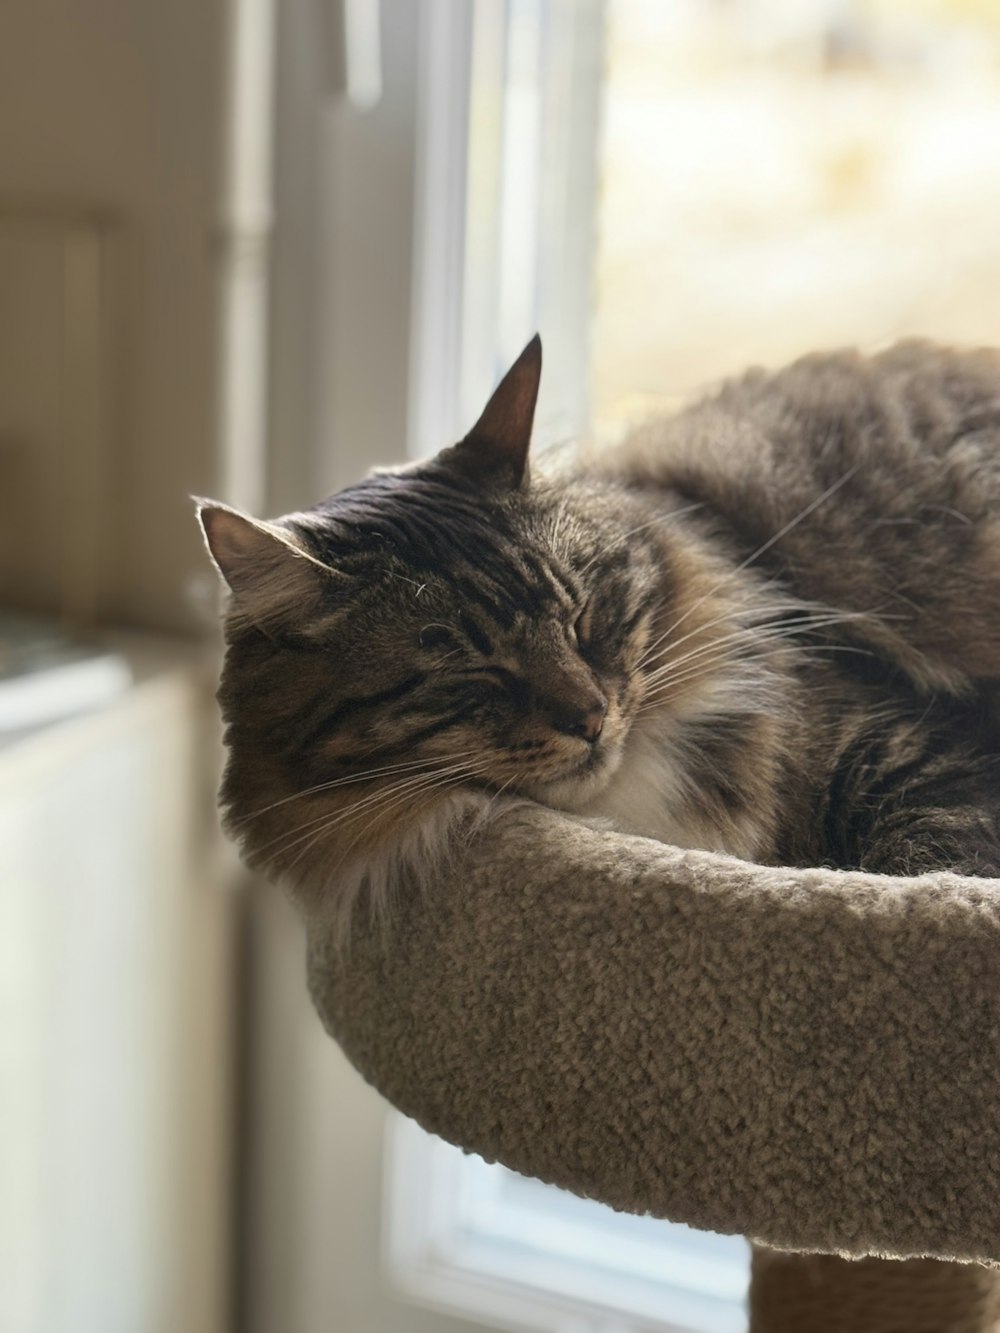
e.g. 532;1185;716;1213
3;1;999;1331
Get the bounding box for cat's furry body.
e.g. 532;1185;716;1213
200;338;1000;924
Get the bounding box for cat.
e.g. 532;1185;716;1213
198;335;1000;929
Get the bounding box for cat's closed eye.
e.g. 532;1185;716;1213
573;601;593;650
470;665;532;707
418;624;459;652
458;611;494;656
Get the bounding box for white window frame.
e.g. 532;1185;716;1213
384;1113;749;1333
408;0;606;464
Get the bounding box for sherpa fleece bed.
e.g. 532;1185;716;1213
305;801;1000;1267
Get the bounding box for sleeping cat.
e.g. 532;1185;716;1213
199;335;1000;925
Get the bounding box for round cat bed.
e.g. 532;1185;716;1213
305;803;1000;1323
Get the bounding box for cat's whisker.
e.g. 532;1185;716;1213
635;638;874;714
636;602;865;672
233;760;449;827
637;621;865;700
637;596;819;670
311;757;495;835
309;760;500;875
332;770;486;869
258;757;494;860
259;781;425;861
640;610;872;684
635;465;863;666
233;747;485;825
575;503;706;579
389;572;425;591
487;775;519;810
636;589;876;669
656;603;871;655
277;766;493;876
641;621;861;690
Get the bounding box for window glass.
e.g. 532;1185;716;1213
593;0;1000;428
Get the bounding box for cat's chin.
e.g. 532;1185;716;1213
527;741;624;812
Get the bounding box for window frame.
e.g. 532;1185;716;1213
383;1113;750;1333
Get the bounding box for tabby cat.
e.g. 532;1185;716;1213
199;336;1000;926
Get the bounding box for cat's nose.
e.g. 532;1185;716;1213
553;695;607;743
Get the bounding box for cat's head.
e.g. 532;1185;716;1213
197;338;685;902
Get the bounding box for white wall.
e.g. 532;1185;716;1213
0;0;227;631
268;0;423;515
0;9;240;1330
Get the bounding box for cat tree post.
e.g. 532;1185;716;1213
749;1249;1000;1333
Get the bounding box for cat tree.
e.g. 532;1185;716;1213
305;802;1000;1333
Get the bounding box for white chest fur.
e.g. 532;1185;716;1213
575;712;766;858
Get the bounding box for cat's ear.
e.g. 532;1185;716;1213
447;334;542;488
196;500;334;626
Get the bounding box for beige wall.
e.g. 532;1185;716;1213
0;0;227;632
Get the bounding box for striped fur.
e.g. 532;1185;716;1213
200;338;1000;930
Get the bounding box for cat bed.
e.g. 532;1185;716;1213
305;801;1000;1267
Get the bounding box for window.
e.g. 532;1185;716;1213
263;3;1000;1330
385;1113;749;1333
592;0;1000;427
384;5;1000;1330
